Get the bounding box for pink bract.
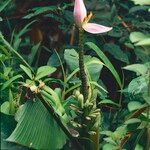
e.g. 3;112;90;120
74;0;112;34
83;23;112;34
74;0;87;26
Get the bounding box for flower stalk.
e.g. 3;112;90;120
78;28;88;101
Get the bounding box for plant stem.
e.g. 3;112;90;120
78;28;88;101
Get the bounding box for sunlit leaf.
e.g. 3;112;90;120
35;66;56;80
131;0;150;5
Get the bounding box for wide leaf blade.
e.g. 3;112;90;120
6;99;67;150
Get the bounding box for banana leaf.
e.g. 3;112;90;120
6;99;67;150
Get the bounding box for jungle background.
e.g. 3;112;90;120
0;0;150;150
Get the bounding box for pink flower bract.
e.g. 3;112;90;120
74;0;87;26
73;0;112;34
83;23;112;34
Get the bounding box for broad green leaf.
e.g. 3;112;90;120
103;44;129;64
131;0;150;5
123;64;148;75
128;101;143;112
7;99;67;150
1;75;23;90
35;66;56;80
20;64;33;79
85;42;122;88
99;99;120;107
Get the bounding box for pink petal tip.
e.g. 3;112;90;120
83;23;112;34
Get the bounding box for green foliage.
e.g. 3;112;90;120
85;42;122;88
1;0;150;149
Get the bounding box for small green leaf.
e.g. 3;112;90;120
130;32;149;43
123;64;148;75
135;144;143;150
143;93;150;104
20;64;33;79
135;38;150;46
1;101;10;115
35;66;56;80
125;118;141;125
128;101;143;112
99;99;120;107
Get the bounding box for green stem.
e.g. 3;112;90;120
78;28;88;101
0;32;33;72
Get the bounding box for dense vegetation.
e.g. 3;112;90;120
0;0;150;150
